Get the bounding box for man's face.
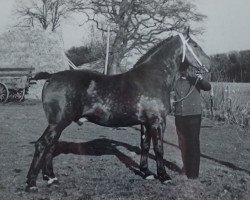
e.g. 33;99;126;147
179;61;188;72
180;70;188;77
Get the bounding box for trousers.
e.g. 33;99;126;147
175;115;201;178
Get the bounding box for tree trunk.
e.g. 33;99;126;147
107;35;126;74
107;51;123;75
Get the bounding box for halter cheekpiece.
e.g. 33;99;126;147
178;33;209;73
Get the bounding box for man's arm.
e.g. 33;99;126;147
196;74;211;91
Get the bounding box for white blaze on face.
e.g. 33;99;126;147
137;96;165;120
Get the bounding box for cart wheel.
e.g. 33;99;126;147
0;83;9;102
9;89;25;102
17;89;25;102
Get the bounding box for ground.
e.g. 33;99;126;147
0;100;249;200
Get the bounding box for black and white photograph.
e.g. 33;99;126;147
0;0;249;199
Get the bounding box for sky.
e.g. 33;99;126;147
0;0;250;55
195;0;250;54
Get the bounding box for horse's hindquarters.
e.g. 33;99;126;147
42;80;80;124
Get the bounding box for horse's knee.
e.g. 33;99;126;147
34;141;46;155
34;131;56;155
151;126;164;157
153;145;163;157
143;144;150;152
141;138;150;152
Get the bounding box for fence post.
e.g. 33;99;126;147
210;86;214;119
242;102;249;128
104;25;111;75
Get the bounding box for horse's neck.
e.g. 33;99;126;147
137;39;181;78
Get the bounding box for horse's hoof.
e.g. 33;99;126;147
43;174;50;181
25;185;38;193
141;169;154;180
163;179;172;184
145;175;155;180
77;117;88;126
47;177;59;186
158;173;172;183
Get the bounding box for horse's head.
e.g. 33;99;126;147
178;28;211;73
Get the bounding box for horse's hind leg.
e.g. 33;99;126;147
26;121;70;192
42;143;58;185
139;124;154;179
151;120;171;183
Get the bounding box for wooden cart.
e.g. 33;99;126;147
0;68;35;102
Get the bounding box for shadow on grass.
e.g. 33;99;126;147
163;140;250;176
51;138;182;178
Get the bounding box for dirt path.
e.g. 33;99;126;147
0;100;249;200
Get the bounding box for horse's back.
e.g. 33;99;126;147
41;69;168;127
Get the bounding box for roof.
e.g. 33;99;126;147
0;28;69;73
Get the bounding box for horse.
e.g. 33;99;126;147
25;29;211;192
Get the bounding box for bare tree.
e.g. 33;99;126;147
69;0;206;74
15;0;72;32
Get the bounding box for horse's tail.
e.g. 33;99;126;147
32;72;52;80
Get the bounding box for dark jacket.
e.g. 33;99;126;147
174;76;211;116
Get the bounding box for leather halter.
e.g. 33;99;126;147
178;33;209;73
170;34;202;104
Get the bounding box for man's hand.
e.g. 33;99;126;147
196;73;203;80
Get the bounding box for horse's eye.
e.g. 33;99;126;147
194;44;198;48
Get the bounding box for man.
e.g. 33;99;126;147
173;65;211;179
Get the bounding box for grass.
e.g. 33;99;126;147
201;82;250;128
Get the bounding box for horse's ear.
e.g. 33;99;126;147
186;26;190;37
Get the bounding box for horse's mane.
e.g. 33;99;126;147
134;36;174;67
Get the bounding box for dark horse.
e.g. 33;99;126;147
26;30;211;192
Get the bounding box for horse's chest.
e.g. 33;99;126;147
136;96;166;122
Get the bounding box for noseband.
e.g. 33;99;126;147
178;33;209;73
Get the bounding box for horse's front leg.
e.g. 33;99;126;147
151;120;171;183
139;124;154;179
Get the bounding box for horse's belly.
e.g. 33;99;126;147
89;115;139;127
82;103;139;127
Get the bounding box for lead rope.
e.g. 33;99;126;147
171;33;203;103
172;77;199;103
